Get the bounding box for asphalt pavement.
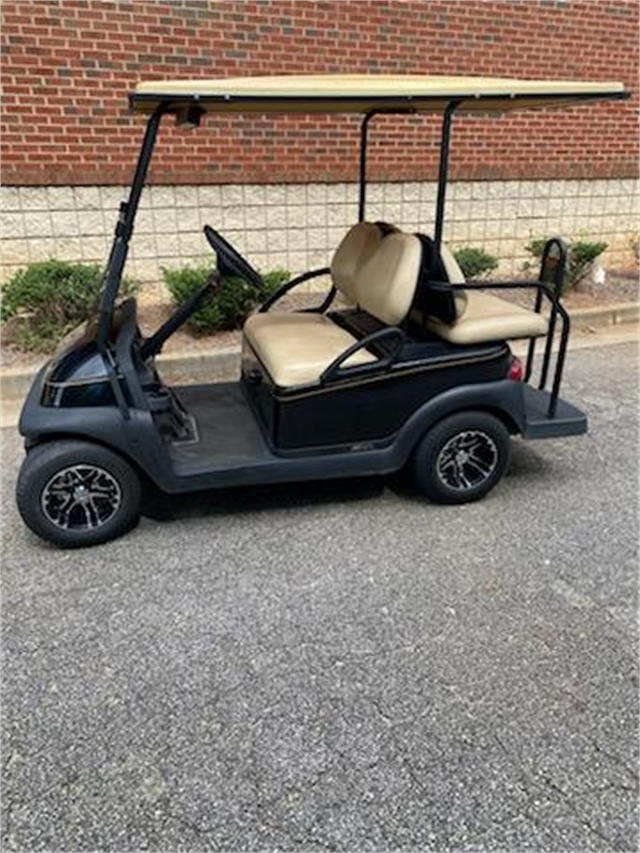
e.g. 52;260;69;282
1;341;638;851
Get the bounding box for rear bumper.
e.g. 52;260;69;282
521;384;587;439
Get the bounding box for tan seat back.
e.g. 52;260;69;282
439;242;468;318
352;232;422;326
440;242;466;285
331;224;442;326
330;222;385;304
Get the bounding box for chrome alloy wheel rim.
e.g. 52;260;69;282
41;465;122;531
436;430;498;492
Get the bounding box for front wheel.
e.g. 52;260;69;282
16;440;142;548
411;411;511;504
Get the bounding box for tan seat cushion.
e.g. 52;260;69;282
425;290;548;344
244;312;376;388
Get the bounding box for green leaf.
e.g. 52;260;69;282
162;264;291;333
453;247;499;279
524;238;607;292
1;260;138;351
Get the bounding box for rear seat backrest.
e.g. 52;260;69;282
440;241;468;318
353;232;422;326
440;242;466;285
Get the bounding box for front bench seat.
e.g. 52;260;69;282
421;241;549;345
243;312;376;388
244;226;421;388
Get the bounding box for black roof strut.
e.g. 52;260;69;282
357;100;461;247
97;106;164;352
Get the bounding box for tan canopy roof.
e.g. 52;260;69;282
130;74;628;115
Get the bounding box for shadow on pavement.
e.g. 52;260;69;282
142;474;387;522
141;441;554;523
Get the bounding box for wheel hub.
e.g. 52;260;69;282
437;430;498;492
73;485;89;503
41;465;122;531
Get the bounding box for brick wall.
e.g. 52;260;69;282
2;0;638;187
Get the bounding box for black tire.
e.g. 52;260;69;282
16;440;142;548
412;411;511;504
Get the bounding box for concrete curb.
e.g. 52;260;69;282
2;301;638;403
568;302;639;329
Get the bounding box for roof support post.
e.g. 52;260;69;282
434;100;461;251
98;107;164;350
358;111;376;222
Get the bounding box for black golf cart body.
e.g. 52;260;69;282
16;75;629;546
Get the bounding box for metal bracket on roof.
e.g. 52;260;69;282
176;105;204;128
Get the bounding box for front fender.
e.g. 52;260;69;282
18;365;172;487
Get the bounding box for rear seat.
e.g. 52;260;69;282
425;288;549;344
413;237;548;345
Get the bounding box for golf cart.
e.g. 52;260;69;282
16;75;628;547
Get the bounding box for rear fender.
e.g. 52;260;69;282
391;380;525;465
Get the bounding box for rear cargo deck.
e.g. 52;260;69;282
522;384;587;439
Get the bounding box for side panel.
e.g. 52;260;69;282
163;380;528;492
242;339;511;450
242;343;278;443
20;372;528;494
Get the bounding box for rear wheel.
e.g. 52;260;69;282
412;411;511;504
17;440;141;548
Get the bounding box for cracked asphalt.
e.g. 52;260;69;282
1;341;638;851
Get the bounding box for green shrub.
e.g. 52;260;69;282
453;246;499;279
162;265;290;333
1;260;137;352
524;238;608;291
523;238;548;266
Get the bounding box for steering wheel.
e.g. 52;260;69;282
203;225;264;291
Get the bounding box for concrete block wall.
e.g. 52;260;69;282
1;178;638;300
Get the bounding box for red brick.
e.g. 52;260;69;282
0;0;637;185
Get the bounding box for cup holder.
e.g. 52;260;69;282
145;385;173;413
